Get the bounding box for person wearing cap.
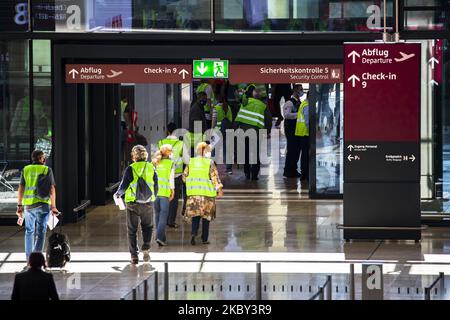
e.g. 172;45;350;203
235;84;272;180
183;142;223;245
152;144;175;246
283;84;304;178
115;145;157;264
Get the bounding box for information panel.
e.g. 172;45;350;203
343;43;421;240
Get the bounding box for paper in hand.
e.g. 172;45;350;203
114;194;126;210
47;214;59;230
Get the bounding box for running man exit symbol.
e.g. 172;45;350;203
214;61;225;77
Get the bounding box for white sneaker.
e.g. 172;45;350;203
142;250;150;262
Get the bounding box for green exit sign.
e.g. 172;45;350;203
193;60;229;79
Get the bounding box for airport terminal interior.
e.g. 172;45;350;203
0;0;450;302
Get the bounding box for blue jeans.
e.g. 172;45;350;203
191;216;210;242
154;196;170;242
24;204;50;260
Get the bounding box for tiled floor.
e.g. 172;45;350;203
1;136;450;300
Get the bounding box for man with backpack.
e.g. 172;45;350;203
115;145;157;265
16;150;59;261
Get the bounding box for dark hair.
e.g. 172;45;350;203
167;122;177;134
293;84;303;91
31;150;45;163
197;91;207;99
28;252;46;270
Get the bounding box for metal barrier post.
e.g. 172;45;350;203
132;288;137;300
350;264;355;300
319;287;324;300
154;271;159;300
164;262;169;300
424;287;430;300
326;275;332;300
439;272;445;299
144;279;148;301
256;262;262;300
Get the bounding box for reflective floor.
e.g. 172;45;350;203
1;135;450;300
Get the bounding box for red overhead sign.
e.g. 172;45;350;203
229;64;343;84
344;43;421;142
65;64;192;83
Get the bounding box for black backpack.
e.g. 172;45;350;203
36;166;51;199
132;163;153;203
46;221;71;268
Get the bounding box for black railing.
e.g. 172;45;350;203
120;271;158;301
309;275;332;300
424;272;445;300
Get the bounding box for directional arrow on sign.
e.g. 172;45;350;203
430;80;439;87
409;155;416;162
347;51;361;63
347;145;354;151
69;69;79;79
179;69;189;80
428;57;439;69
196;62;208;75
347;75;360;88
347;155;354;162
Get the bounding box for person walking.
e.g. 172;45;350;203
295;91;310;183
196;80;216;129
115;145;157;264
283;84;304;178
235;84;272;180
16;150;59;261
158;123;184;228
183;142;223;245
11;252;59;300
212;95;233;174
152;144;175;246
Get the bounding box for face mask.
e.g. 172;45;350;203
168;154;174;160
298;90;304;97
204;152;212;158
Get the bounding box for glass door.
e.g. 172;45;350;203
310;83;344;197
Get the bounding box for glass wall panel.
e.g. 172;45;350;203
216;0;393;32
0;40;30;213
404;10;448;30
314;83;343;195
31;0;211;32
33;40;53;166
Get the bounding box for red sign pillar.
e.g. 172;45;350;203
343;43;421;240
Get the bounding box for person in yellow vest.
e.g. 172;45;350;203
115;145;157;264
183;142;223;245
295;91;310;183
196;80;215;129
152;144;175;247
16;150;59;261
235;85;272;180
158;123;184;228
212;96;234;174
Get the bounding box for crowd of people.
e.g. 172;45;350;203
11;80;312;299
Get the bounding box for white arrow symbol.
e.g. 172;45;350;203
196;62;208;75
347;74;360;88
69;69;79;79
428;57;439;69
347;155;354;162
409;155;416;162
179;69;189;80
430;80;439;87
347;50;360;63
347;145;354;151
